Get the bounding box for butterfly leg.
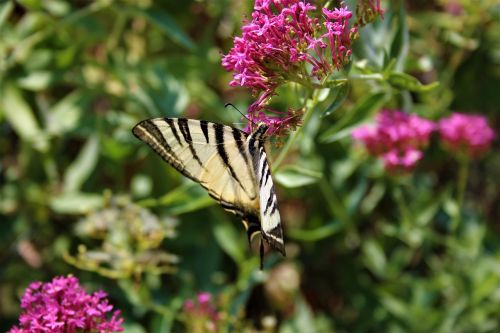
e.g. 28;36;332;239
259;237;264;270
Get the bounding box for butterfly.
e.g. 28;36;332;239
132;118;285;268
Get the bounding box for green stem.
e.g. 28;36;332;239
272;89;318;171
393;183;412;227
42;152;58;186
319;178;349;223
456;157;469;226
107;9;127;51
349;73;384;80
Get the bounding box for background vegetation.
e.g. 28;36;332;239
1;0;499;332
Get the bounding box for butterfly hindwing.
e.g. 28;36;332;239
246;127;286;256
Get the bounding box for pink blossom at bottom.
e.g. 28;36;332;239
197;292;212;305
183;292;221;332
9;275;123;333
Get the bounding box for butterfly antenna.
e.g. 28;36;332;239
225;103;257;127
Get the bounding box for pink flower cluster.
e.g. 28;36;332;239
353;110;496;172
242;103;303;135
352;110;435;171
439;112;495;158
183;292;220;332
9;275;123;333
222;0;354;134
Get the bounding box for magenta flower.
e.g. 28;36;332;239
243;97;303;136
222;0;354;133
197;292;212;305
183;292;221;332
353;110;435;171
383;148;423;171
9;275;123;333
222;0;354;88
367;0;384;18
439;112;495;158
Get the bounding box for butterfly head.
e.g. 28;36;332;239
251;123;270;141
256;122;269;132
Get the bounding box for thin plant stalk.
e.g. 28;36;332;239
456;156;469;226
272;89;318;171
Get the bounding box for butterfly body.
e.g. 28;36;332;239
132;118;285;266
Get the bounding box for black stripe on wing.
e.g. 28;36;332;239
133;120;177;165
164;118;183;146
177;118;204;167
232;128;249;165
132;120;194;180
259;149;267;187
247;124;268;162
263;188;276;215
262;225;286;256
264;168;271;186
214;123;248;193
200;120;210;143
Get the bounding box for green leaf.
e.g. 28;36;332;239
128;6;195;51
47;90;92;135
288;220;343;242
1;84;48;151
50;192;103;214
387;72;439;92
213;221;245;264
414;192;444;227
63;136;100;193
320;91;386;143
322;82;349;117
318;124;357;143
361;183;386;214
141;182;216;214
346;178;368;215
379;292;409;320
43;0;71;16
389;3;409;71
151;312;175;333
471;267;498;305
342;91;387;126
17;71;55;90
275;165;322;188
121;323;147;333
443;198;459;222
0;1;14;29
362;239;387;277
169;195;214;215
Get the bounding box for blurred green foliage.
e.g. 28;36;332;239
1;0;499;332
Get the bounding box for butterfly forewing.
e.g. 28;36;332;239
133;118;258;207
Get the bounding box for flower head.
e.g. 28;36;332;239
9;275;123;333
183;292;221;333
197;292;212;305
222;0;353;91
222;1;354;134
353;0;384;27
353;109;435;171
438;112;495;158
